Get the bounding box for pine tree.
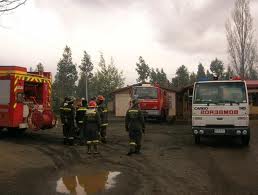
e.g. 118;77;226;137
223;66;234;80
91;54;125;99
210;58;224;78
35;62;44;72
189;72;197;84
206;70;213;80
149;68;169;87
171;65;189;88
52;46;78;111
77;51;94;100
196;63;206;81
136;56;150;83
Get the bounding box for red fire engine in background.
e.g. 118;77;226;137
132;83;169;120
0;66;56;132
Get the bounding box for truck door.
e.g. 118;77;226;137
0;80;11;127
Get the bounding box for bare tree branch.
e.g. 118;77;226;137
226;0;258;79
0;0;26;12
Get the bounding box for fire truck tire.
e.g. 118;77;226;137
7;128;26;136
194;135;200;144
241;135;250;146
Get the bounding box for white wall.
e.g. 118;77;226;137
168;92;176;117
115;93;131;117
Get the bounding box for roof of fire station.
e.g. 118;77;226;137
111;83;179;95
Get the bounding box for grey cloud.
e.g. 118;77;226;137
147;0;236;55
34;0;257;56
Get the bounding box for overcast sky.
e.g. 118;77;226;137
0;0;258;84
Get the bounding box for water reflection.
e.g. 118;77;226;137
56;171;121;195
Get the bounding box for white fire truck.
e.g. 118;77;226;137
192;78;250;145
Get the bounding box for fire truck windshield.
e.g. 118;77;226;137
134;87;158;99
194;82;247;104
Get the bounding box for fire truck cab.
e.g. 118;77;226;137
192;79;250;145
0;66;56;132
132;83;169;120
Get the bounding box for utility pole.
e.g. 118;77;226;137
85;72;88;101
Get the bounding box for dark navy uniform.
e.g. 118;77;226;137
125;100;145;155
60;99;76;145
76;99;88;144
97;102;108;143
84;106;101;154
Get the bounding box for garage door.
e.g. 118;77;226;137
115;94;131;117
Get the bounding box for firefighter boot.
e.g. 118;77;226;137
63;137;68;145
68;137;74;146
87;144;92;154
135;145;141;154
127;144;135;156
93;143;99;154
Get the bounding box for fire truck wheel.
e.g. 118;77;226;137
7;128;26;136
194;135;200;144
241;134;250;146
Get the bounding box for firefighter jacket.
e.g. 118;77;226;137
60;103;76;125
125;107;145;132
83;108;101;131
76;106;87;125
97;103;108;127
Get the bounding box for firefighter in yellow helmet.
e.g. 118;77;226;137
96;95;108;143
84;101;101;154
125;98;145;155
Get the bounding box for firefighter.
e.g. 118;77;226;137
60;96;76;145
125;99;145;155
84;101;101;154
96;95;108;143
76;98;88;145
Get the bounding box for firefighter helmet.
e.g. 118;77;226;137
97;95;105;101
88;100;97;108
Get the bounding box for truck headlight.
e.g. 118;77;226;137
242;130;248;135
199;130;204;134
194;130;198;135
236;130;241;135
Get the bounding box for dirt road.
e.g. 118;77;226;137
0;120;258;194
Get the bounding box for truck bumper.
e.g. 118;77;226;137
192;127;250;136
142;110;161;117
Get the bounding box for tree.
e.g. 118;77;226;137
0;0;27;13
206;70;213;80
249;67;258;80
223;66;234;80
226;0;258;79
149;68;169;87
35;62;44;72
171;65;189;88
189;72;197;84
77;51;94;100
91;54;125;99
196;63;206;80
210;58;224;78
136;56;150;83
52;46;78;111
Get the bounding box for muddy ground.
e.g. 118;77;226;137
0;119;258;195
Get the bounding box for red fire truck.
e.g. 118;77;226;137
0;66;56;132
132;83;169;120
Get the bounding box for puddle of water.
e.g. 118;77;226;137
56;171;121;195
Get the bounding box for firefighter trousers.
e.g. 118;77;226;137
85;123;99;145
100;126;107;140
129;130;142;152
63;124;75;139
